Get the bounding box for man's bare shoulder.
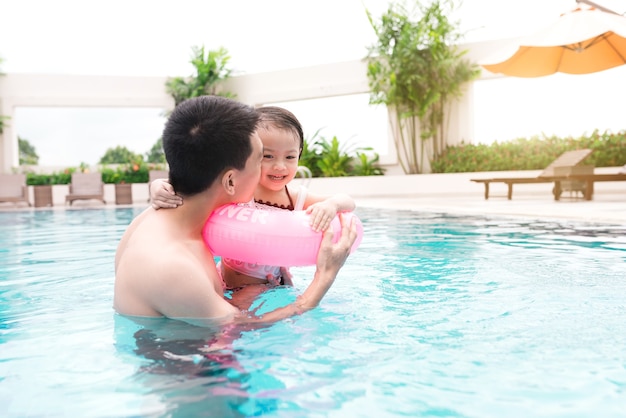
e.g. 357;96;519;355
116;210;195;278
117;211;166;260
114;210;235;320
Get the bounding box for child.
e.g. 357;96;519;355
150;106;355;291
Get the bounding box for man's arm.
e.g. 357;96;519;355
140;214;357;327
233;213;357;324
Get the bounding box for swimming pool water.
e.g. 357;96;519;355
1;207;625;417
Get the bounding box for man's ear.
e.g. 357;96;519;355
221;170;236;195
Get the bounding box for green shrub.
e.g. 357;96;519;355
51;171;73;184
299;131;386;177
352;152;386;176
431;130;626;173
100;166;124;184
26;172;54;186
299;130;324;178
26;168;76;185
100;162;164;184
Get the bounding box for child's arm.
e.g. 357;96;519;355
303;191;356;232
150;178;183;210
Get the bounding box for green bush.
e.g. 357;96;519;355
26;172;54;186
300;131;385;177
299;129;324;177
122;162;150;183
26;168;76;185
100;162;165;184
431;130;626;173
52;171;73;184
100;166;124;184
352;152;385;176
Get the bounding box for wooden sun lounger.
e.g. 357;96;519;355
470;149;596;200
471;177;554;200
472;173;626;201
547;173;626;201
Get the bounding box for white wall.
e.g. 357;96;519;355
1;38;509;173
0;74;175;172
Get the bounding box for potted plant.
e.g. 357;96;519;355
25;169;73;207
102;161;150;205
102;166;131;205
26;172;54;207
115;181;133;205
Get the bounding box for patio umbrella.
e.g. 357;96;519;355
482;7;626;77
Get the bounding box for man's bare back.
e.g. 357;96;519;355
114;206;238;322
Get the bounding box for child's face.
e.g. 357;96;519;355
258;126;300;192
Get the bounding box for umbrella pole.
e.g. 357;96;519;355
576;0;621;15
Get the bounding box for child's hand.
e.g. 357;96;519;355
306;201;338;232
150;179;183;210
267;267;293;286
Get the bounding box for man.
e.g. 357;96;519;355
114;96;357;326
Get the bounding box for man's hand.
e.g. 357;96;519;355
295;213;358;312
316;213;358;274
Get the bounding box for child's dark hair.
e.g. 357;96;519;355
257;106;304;157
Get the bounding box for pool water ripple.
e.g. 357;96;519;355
1;207;625;417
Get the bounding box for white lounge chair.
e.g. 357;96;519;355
65;172;106;205
148;170;169;184
0;173;31;206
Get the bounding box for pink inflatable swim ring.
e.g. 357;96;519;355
202;203;364;266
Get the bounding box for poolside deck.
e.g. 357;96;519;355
2;168;625;224
305;167;626;224
356;194;626;224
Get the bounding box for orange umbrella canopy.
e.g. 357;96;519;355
482;8;626;77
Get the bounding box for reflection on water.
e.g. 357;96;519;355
114;314;287;417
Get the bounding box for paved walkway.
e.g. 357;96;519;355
356;194;626;224
302;170;626;225
2;171;625;225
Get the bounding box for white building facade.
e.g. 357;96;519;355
0;55;487;175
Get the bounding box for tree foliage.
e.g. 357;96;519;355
366;0;480;174
99;145;144;164
0;56;8;134
18;137;39;165
0;115;9;134
165;45;235;108
145;137;165;163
